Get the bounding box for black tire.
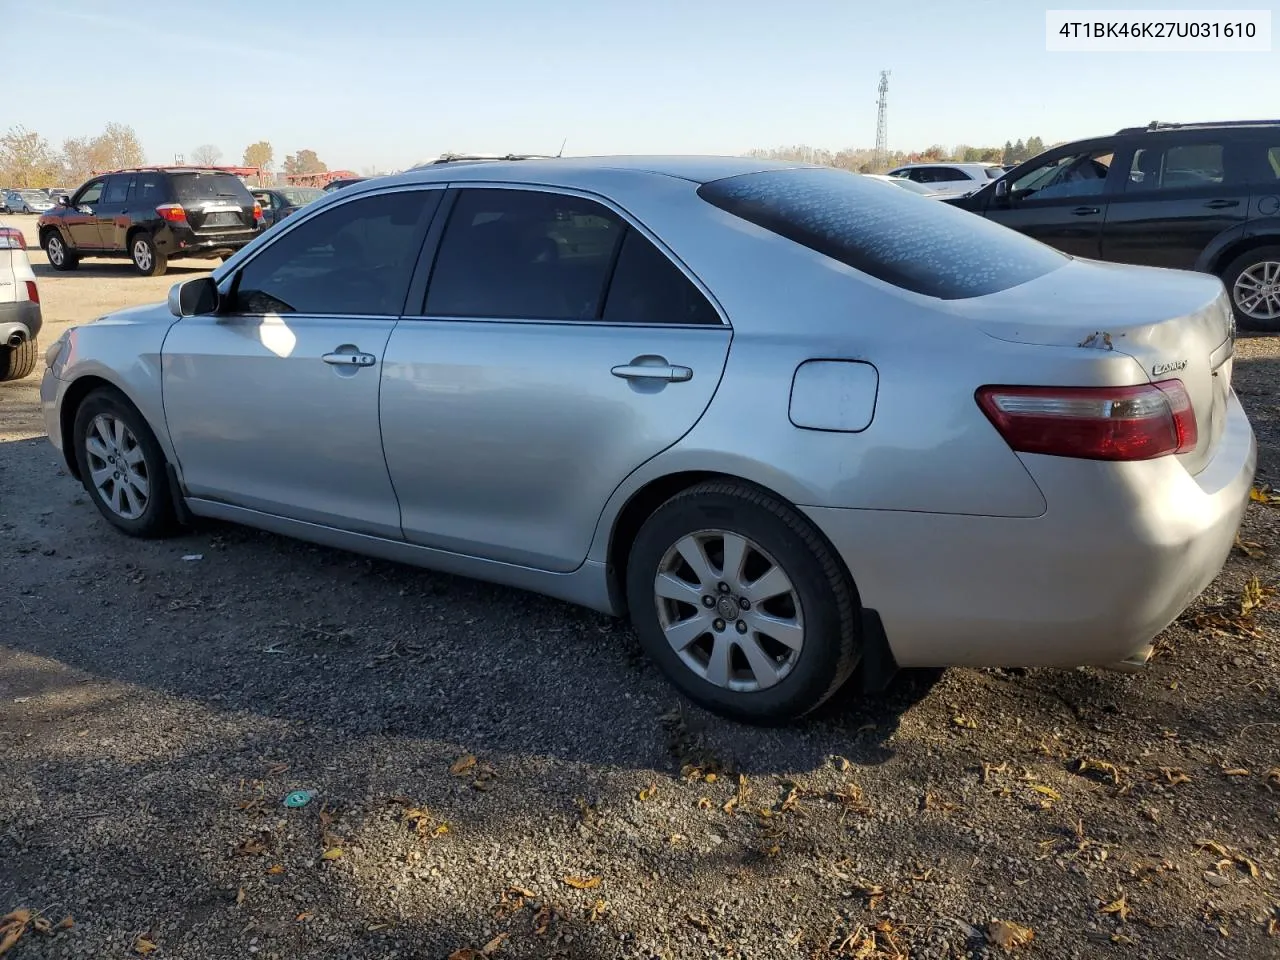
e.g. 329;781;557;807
43;231;78;271
1221;244;1280;332
129;232;167;277
0;338;38;381
72;388;178;538
625;481;861;725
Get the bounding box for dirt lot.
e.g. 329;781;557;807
2;214;1279;960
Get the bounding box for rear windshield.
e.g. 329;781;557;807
985;166;1005;179
280;188;323;206
697;166;1065;300
171;173;255;205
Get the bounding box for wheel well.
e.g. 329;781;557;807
58;376;120;479
125;225;147;247
1211;236;1280;276
605;471;858;618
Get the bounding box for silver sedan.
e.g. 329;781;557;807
40;156;1255;723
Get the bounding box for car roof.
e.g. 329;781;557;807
375;155;814;189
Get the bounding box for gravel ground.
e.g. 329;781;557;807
2;218;1279;959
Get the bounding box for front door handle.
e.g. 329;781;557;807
1204;199;1240;209
322;351;377;367
611;362;693;383
1071;205;1100;216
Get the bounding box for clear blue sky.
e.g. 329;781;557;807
13;0;1278;171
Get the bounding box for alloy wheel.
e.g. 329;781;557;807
133;239;153;272
46;235;64;266
1233;260;1280;322
654;530;804;692
84;414;150;520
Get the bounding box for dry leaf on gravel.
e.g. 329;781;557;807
952;714;978;729
1235;534;1267;559
266;864;285;875
987;919;1035;950
1267;768;1280;791
0;909;32;957
134;936;159;956
1073;757;1122;784
980;761;1009;783
295;912;313;923
235;888;246;906
1101;895;1131;922
1221;767;1251;777
1157;768;1192;786
1250;484;1280;505
234;831;272;856
588;899;609;922
562;875;601;890
1031;785;1062;801
449;754;478;776
723;773;749;815
320;847;344;861
637;782;658;801
532;904;553;935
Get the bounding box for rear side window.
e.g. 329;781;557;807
129;174;167;203
103;176;130;204
603;227;720;325
1128;142;1227;190
171;173;256;205
698;167;1066;300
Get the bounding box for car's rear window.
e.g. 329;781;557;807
171;173;255;205
697;166;1066;300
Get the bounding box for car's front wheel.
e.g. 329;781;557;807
1222;245;1280;331
130;233;167;277
72;388;177;538
0;339;38;381
44;232;78;271
625;481;861;724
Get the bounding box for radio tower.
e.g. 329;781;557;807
874;70;890;170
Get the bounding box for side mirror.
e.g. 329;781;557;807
994;179;1010;201
56;195;71;206
168;276;219;318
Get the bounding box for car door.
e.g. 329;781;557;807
982;143;1120;257
161;186;442;538
65;178;106;249
379;185;732;573
94;174;133;251
1100;135;1253;270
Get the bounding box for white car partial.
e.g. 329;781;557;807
885;162;1006;199
0;222;42;381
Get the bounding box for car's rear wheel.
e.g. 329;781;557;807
130;233;167;277
0;339;38;381
44;232;78;271
72;388;177;538
1222;245;1280;332
625;481;860;724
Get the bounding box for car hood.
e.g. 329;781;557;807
89;302;177;327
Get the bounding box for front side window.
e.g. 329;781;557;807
229;190;437;316
75;180;104;206
1127;142;1226;190
699;166;1065;300
1011;149;1114;201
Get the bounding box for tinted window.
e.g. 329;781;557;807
75;180;104;205
103;176;131;205
1128;143;1226;190
698;166;1065;300
603;228;719;325
231;190;437;316
1012;150;1114;200
931;168;971;182
128;174;167;203
171;173;256;205
425;188;624;320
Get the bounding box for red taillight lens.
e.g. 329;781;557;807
976;379;1198;461
24;280;38;304
253;202;263;221
0;227;23;249
155;203;187;223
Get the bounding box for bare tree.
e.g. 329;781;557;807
0;126;60;187
94;122;145;170
191;143;223;166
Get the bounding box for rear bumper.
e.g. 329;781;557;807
804;391;1256;668
159;226;259;258
0;299;42;345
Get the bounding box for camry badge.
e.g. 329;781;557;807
1152;359;1188;376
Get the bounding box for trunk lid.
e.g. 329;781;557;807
169;172;258;235
952;258;1234;476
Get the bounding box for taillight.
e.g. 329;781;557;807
0;227;23;248
252;202;263;222
24;280;38;304
155;203;187;223
976;380;1198;461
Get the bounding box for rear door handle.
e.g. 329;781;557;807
1071;205;1100;216
322;351;377;367
611;363;692;382
1204;199;1239;209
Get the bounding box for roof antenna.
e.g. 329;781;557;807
557;137;567;158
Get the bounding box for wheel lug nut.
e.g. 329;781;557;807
738;597;750;610
701;596;715;608
713;619;725;632
736;620;748;634
717;582;730;594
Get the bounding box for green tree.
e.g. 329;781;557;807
1002;140;1015;163
1025;136;1045;158
283;149;327;176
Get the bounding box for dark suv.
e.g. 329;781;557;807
948;120;1280;329
38;167;264;276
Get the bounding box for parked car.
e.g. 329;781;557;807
40;158;1254;723
0;194;9;215
884;162;1006;198
0;223;41;381
44;186;71;201
862;174;942;197
38;167;264;276
322;177;367;193
947;120;1280;329
251;186;324;228
5;189;55;214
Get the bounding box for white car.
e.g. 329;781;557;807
0;222;41;380
885;162;1006;199
862;174;943;197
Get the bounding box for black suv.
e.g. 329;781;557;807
948;120;1280;329
38;167;264;277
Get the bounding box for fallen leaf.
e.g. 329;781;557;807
1235;535;1267;559
532;904;552;935
1222;768;1251;777
1031;785;1062;801
508;885;536;899
235;888;246;906
1074;757;1121;784
481;932;508;955
447;950;481;960
0;925;23;957
1250;484;1280;505
449;754;478;776
265;762;290;776
1234;854;1260;878
1101;895;1131;922
134;937;159;956
1159;767;1192;786
987;919;1034;950
563;875;601;890
320;847;344;861
267;864;285;875
53;917;73;932
588;899;609;922
234;833;271;856
637;782;658;802
723;773;748;815
834;756;852;772
1198;839;1231;858
952;714;978;729
295;912;313;923
981;761;1009;783
30;917;51;936
704;772;717;784
696;797;712;810
1240;575;1275;617
1267;768;1280;791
